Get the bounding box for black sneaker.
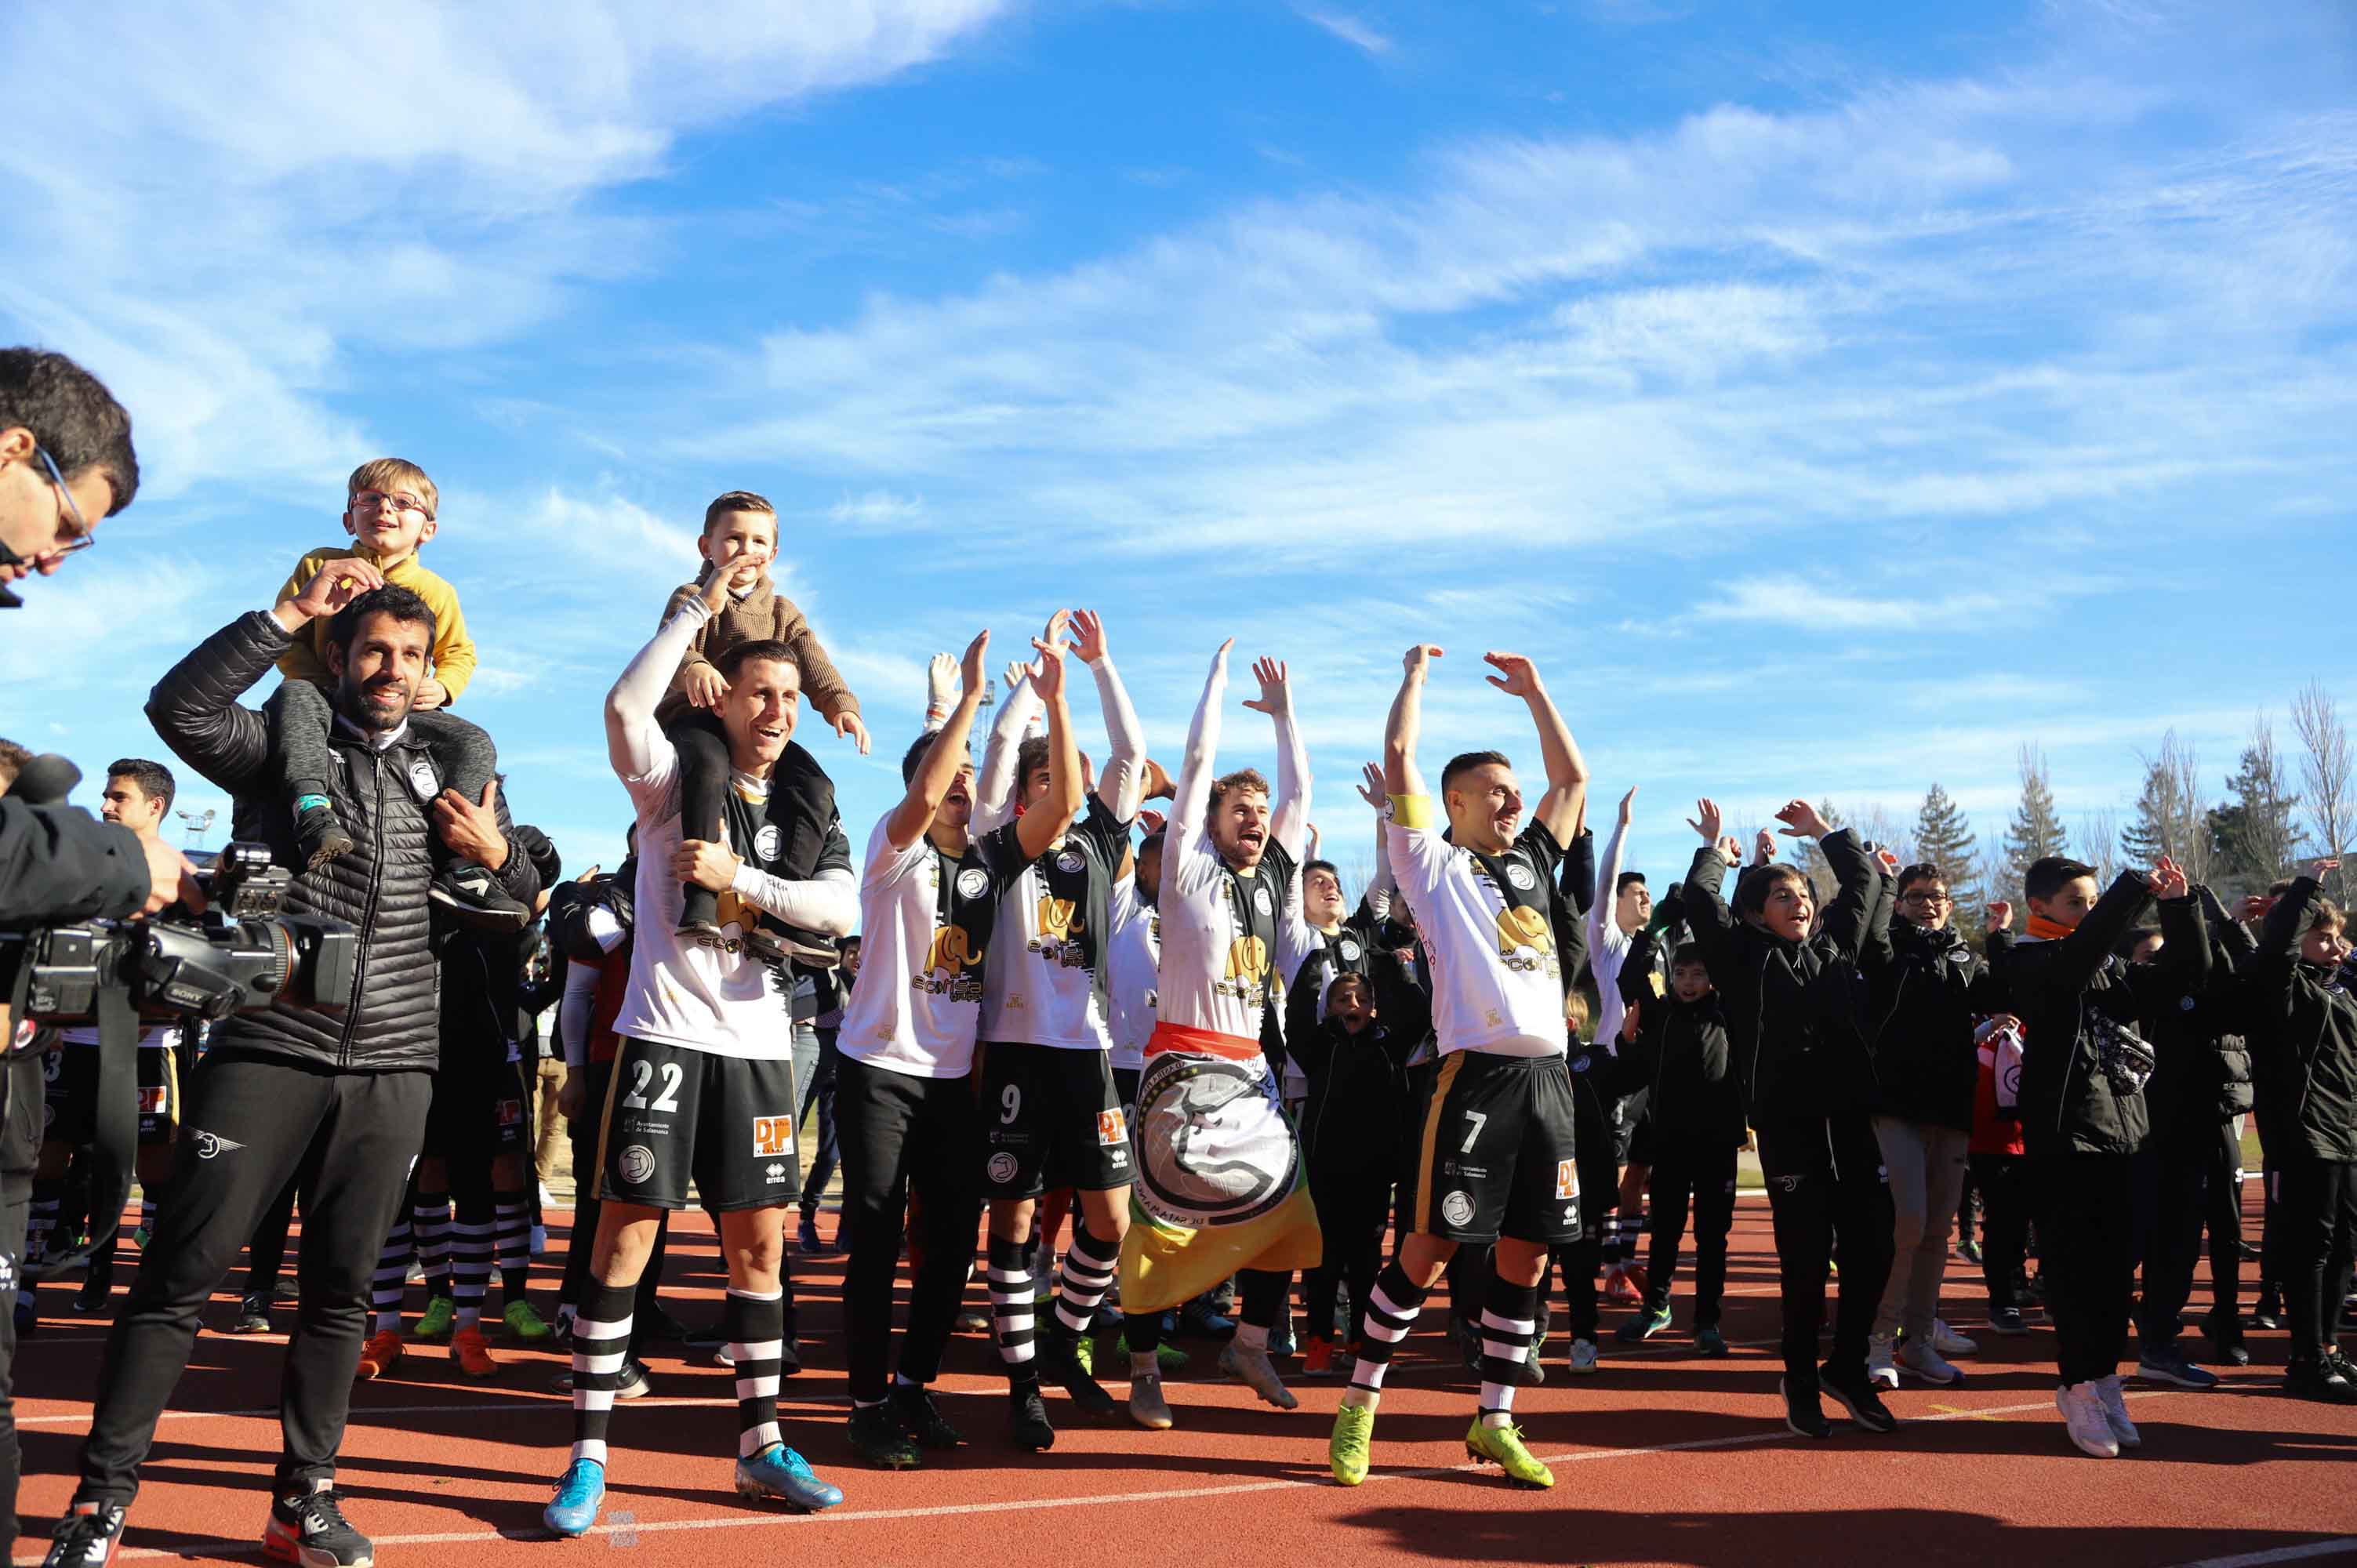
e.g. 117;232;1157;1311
1269;1310;1296;1359
1956;1238;1982;1265
637;1304;692;1341
227;1292;272;1334
1509;1342;1546;1387
16;1288;37;1340
1456;1315;1484;1374
295;804;355;871
43;1499;127;1566
1780;1376;1829;1439
2285;1358;2357;1405
1040;1334;1118;1418
72;1258;114;1316
553;1357;652;1398
777;1336;804;1376
1179;1299;1235;1338
2250;1294;2283;1331
678;882;723;942
271;1279;300;1303
265;1483;371;1567
1821;1361;1900;1433
891;1383;965;1450
1008;1381;1056;1450
1988;1307;2028;1336
428;861;530;931
848;1403;921;1469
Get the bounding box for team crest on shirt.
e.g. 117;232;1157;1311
1441;1190;1475;1229
986;1151;1019;1185
619;1145;656;1185
1057;850;1085;874
754;823;783;863
957;867;990;899
408;760;439;800
1338;938;1362;963
1252;885;1273;917
1505;862;1538;891
753;1116;794;1156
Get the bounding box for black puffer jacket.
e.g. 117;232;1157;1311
1616;925;1746;1147
1681;829;1880;1125
145;611;539;1073
1864;909;2008;1133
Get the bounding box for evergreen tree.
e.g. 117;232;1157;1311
2005;745;2068;887
2120;757;2175;868
1912;782;1981;909
2210;720;2301;896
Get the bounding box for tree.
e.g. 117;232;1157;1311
2292;681;2352;904
2076;807;2121;886
2004;744;2068;887
2209;713;2300;896
1912;782;1981;909
2118;730;2211;884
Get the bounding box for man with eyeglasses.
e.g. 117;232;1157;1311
0;347;193;1549
1860;863;2015;1389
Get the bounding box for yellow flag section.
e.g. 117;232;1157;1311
1117;1021;1322;1313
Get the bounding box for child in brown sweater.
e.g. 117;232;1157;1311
661;491;866;945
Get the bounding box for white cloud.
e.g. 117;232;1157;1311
1299;9;1395;56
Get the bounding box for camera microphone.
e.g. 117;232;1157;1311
13;753;82;806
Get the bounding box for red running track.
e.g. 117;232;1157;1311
12;1190;2357;1567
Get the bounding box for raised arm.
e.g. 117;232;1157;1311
1015;629;1086;865
972;659;1040;832
1383;644;1439;799
1589;786;1635;956
1171;639;1234;839
1679;797;1745;971
1243;655;1310;859
1070;609;1145;822
608;583;718;780
883;630;990;851
1479;651;1585;847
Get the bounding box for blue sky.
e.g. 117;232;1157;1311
3;0;2352;898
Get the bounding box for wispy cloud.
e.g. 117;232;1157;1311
1298;8;1394;56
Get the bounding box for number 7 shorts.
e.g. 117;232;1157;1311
597;1035;804;1212
1402;1051;1582;1246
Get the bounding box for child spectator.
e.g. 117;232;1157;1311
1613;935;1744;1356
1550;987;1633;1374
1998;852;2206;1458
265;459;521;922
1967;1010;2032;1334
1291;972;1418;1376
2242;861;2357;1403
655;492;865;949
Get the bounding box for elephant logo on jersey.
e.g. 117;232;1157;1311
1224;935;1269;984
1037;895;1080;942
927;924;979;977
1494;905;1554;974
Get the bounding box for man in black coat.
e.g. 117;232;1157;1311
46;562;539;1567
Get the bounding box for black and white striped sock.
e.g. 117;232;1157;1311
570;1279;634;1467
372;1214;412;1335
1051;1223;1119;1339
413;1190;452;1297
493;1188;531;1304
725;1287;786;1459
1477;1278;1538;1419
988;1235;1038;1377
450;1192;494;1329
1346;1261;1429;1399
1620;1205;1646;1266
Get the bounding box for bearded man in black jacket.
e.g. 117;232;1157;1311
45;562;539;1568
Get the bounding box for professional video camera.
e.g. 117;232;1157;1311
9;841;358;1024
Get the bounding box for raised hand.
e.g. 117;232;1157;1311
1070;608;1109;665
1242;655;1291;717
284;557;387;623
1874;848;1901;878
1716;835;1744;865
1403;643;1441;680
1042;608;1073;652
832;711;872;755
1987;900;2014;933
1686;797;1724;845
1033;631;1071;702
697;535;750;612
432;779;511;868
926;651;957;713
2310;856;2343;881
1002;659;1037;695
2149;855;2188;901
1210;637;1235;680
1617;785;1638;828
1482;651;1542;699
958;629;992;696
1136;807;1167;836
1754;827;1778;865
1356;760;1386;809
1775;799;1832;840
2240;894;2273;922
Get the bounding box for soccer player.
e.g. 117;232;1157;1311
1120;641;1320;1426
1327;643;1589;1491
836;626;1081;1467
969;609;1147;1449
544;538;855;1536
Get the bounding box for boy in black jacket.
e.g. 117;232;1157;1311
1682;796;1892;1439
1998;853;2206;1460
1861;863;2012;1388
1293;973;1420;1374
1612;936;1743;1355
2242;862;2357;1403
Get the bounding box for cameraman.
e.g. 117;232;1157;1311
47;563;540;1566
0;350;172;1548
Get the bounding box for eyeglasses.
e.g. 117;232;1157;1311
350;490;433;520
35;447;96;559
1900;891;1952;906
